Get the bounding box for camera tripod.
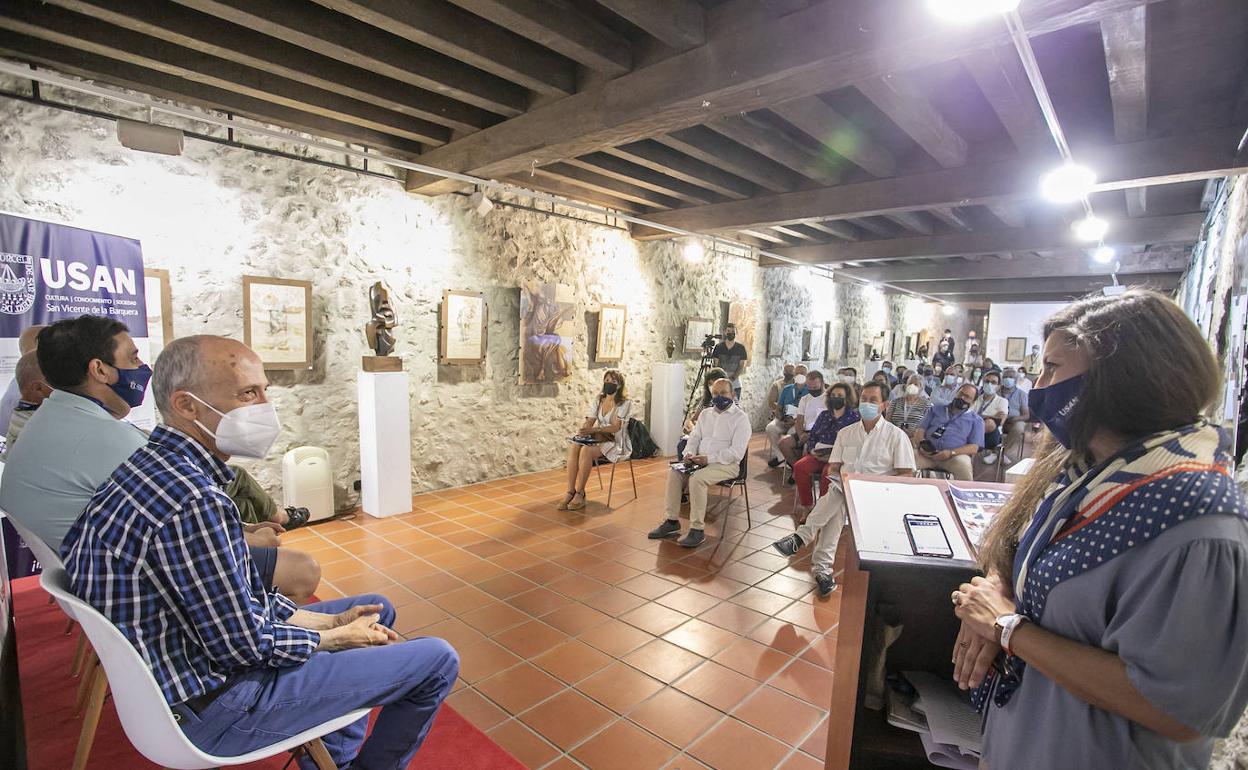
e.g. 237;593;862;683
683;336;721;424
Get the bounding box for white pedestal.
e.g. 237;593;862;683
358;370;413;518
650;361;687;457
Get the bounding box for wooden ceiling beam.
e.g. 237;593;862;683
653;127;804;193
171;0;527;116
446;0;631;76
37;0;488;134
883;211;934;235
706;114;842;185
769;96;897;177
962;43;1052;154
540;163;682;208
929;207;973;231
804;220;861;241
1101;6;1149;216
773;212;1203;264
507;172;647;214
856;73;968;168
838;245;1190;282
565;154;721;205
404;0;1159;194
595;0;705;51
630;128;1245;235
895;272;1181;296
0;3;449;145
605;140;756;199
852;217;900;237
0;32;426;155
311;0;575;96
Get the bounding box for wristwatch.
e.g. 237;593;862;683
994;613;1028;656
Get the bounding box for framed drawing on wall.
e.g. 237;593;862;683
595;304;627;363
242;275;312;370
440;290;488;365
684;317;714;353
520;282;575;384
143;268;173;362
766;321;784;357
1005;336;1028;362
808;324;825;363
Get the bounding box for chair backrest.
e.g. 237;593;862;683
3;512;64;572
38;567;216;769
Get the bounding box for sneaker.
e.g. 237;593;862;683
772;533;805;557
767;457;783;468
982;452;998;465
1000;453;1013;465
648;520;681;539
814;572;837;597
283;506;311;528
677;528;705;548
785;475;796;486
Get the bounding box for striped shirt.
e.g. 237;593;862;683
886;394;932;433
61;425;319;706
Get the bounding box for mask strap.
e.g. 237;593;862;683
187;392;226;439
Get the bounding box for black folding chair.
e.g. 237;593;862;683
711;455;752;528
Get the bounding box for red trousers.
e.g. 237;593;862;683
793;453;829;506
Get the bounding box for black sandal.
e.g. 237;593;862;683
283;506;312;528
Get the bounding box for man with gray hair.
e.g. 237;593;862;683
0;323;46;434
3;350;51;451
62;335;458;769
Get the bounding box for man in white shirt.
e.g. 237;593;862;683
650;378;751;548
771;382;915;596
976;371;1010;464
777;370;826;469
997;367;1031;463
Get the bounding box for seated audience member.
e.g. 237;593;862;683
836;367;857;387
932;339;955;371
975;371;1009;463
870;370;891;392
969;366;983;385
4;351;51;451
61;334;458;769
773;381;915;595
792;382;860;515
997;367;1031;463
914;382;984;480
678;367;727;457
561;370;632;510
649;378;750;548
778;370;826;472
982;356;1001;376
0;315;320;601
925;365;942;395
891;365;909;393
226;465;307;528
766;364;806;468
766;363;796;420
930;369;960;407
0;324;45;435
887;373;932;438
880;361;898;387
1016;365;1035;394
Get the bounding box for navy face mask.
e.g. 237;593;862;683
712;395;734;410
1027;373;1085;448
109;363;153;408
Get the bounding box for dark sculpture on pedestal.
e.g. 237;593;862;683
365;281;397;356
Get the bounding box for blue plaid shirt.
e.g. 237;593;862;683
60;426;319;706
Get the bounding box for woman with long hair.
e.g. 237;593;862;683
560;370;632;510
949;290;1248;768
791;381;860;515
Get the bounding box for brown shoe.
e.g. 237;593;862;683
567;492;587;511
557;491;575;510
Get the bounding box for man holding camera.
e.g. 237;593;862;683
913;382;984;480
711;323;748;400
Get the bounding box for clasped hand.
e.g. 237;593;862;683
303;603;399;651
951;575;1015;691
683;454;708;467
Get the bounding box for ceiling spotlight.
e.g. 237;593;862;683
683;239;705;264
927;0;1020;23
467;189;494;216
1092;245;1115;263
1072;216;1109;242
941;303;957;316
1040;163;1097;203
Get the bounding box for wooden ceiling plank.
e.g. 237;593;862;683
0;32;426;155
883;211;934;234
1101;6;1149;216
929;206;973;231
838;245;1189;282
565;154;721;205
773;212;1203;264
897;272;1181;295
508;172;647;214
772;225;820;242
985;201;1028;227
962;43;1052;153
852;217;899;237
769;96;897;177
856;73;968;168
706;114;841;184
630;128;1245;235
39;0;489;134
595;0;705;51
446;0;631;76
605;140;756;199
540;163;682;208
312;0;576;96
653;127;803;194
171;0;527;116
803;220;860;241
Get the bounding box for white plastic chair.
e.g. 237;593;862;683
40;567;370;770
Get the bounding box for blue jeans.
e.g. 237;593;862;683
177;594;459;770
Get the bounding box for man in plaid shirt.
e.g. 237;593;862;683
62;335;457;769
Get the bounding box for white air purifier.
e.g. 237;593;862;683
282;446;335;522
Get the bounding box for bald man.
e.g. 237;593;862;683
0;324;46;434
3;351;51;450
62;336;457;769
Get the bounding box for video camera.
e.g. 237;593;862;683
701;333;721;355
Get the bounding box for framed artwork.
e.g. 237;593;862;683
242;275;312;370
808;323;825;363
766;321;784;357
728;299;759;356
1005;336;1028;362
595;304;627;363
829;319;844;362
439;290;488;365
143;268;173;362
684;317;714;353
519;282;574;384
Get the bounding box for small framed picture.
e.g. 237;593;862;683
1006;336;1028;362
767;321;784;357
440;290;488;365
143;268;173;362
595;304;627;363
684;317;714;353
242;275;313;370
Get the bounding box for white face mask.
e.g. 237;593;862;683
794;374;807;386
189;393;281;459
905;384;920;396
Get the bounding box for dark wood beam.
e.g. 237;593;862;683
1101;6;1149;216
653;127;803;193
312;0;575;96
446;0;631;76
706;114;841;184
171;0;527;116
565;153;721;205
962;43;1052;154
930;287;1176;303
837;246;1190;282
769;96;897;177
38;0;489;134
508;172;647;214
630;128;1245;236
605;140;756;199
541;164;682;208
852;217;900;237
0;3;448;145
856;73;968;168
595;0;705;51
895;271;1181;296
805;220;860;241
774;213;1203;264
883;211;934;235
404;0;1160;194
0;33;425;155
985;201;1028;228
929;207;973;231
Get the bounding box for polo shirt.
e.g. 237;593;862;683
828;418;916;475
778;383;802;412
930;383;959;408
796;391;826;431
0;389;146;550
976;393;1009;421
998;385;1028;418
919;405;986;452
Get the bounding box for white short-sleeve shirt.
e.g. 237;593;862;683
827;418;916;476
797;392;826;431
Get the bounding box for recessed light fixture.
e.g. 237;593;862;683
927;0;1020;23
1092;245;1115;263
941;303;958;316
1040;163;1097;203
683;239;705;263
1072;216;1109;242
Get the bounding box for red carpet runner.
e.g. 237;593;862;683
11;575;524;770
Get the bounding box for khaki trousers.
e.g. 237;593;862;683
665;462;739;529
915;452;973;481
764;419;791;461
1004;420;1026;460
795;483;847;575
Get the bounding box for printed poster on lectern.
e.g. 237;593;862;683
947;482;1011;549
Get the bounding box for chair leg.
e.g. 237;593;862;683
304;737;337;770
64;616;75;635
71;663;108;770
629;458;638;501
607;462;617;507
743;482;752;528
71;631;87;676
75;653;98;715
596;462;604;490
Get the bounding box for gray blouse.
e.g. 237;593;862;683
984;514;1248;769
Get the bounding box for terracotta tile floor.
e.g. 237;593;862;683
282;435;841;769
